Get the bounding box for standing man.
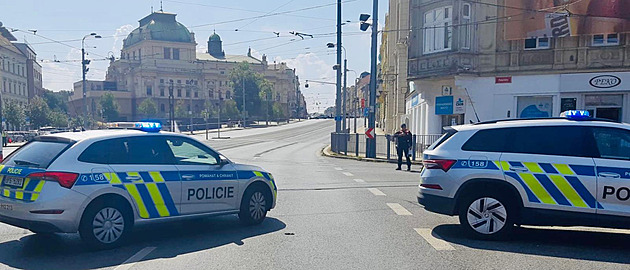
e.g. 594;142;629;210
393;124;412;171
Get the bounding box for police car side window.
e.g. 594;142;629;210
166;137;219;165
507;126;595;157
592;127;630;160
79;139;121;164
461;128;510;152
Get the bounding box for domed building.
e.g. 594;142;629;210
69;11;306;122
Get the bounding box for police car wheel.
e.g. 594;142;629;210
239;187;268;225
458;194;514;240
79;200;132;249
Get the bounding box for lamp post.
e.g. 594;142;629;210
82;32;101;125
327;43;348;132
168;80;174;132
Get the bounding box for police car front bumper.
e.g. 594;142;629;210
417;191;457;216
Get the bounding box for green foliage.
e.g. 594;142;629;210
222;99;240;119
27;96;51;129
49;111;69;128
138;98;158;118
272;102;287;119
3;100;26;130
42;90;71;113
175;100;189;118
230;62;272;118
100;93;119;121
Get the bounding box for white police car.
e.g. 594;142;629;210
418;111;630;239
0;122;277;249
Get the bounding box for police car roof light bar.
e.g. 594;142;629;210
134;122;162;132
561;110;590;119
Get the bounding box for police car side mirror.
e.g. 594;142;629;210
218;156;230;166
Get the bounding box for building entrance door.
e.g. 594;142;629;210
585;94;623;122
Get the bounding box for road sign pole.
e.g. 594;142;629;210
334;0;342;133
366;0;378;158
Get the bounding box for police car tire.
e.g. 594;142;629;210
79;199;132;250
239;186;269;225
458;192;515;240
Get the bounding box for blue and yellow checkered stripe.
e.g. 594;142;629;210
102;171;180;219
0;175;46;202
452;160;601;209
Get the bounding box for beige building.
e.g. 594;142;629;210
406;0;630;136
69;11;305;121
380;0;410;134
0;25;29;110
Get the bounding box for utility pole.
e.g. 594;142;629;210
242;76;246;128
343;58;347;132
217;90;222;138
367;0;378;158
334;0;342;133
189;80;193;134
169;80;175;132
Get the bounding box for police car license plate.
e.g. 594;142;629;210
3;176;24;188
0;204;12;211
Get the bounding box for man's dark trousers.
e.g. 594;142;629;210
397;147;411;170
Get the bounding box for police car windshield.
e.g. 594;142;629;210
3;141;71;169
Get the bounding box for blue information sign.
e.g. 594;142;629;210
435;96;454;115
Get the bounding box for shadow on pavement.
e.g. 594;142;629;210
0;216;285;270
434;224;630;264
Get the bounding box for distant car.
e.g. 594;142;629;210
418;111;630;239
0;122;277;249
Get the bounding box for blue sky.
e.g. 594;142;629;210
0;0;388;113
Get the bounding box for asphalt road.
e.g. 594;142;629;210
0;119;629;270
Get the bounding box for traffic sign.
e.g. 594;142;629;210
334;116;342;121
364;107;369;117
365;127;375;139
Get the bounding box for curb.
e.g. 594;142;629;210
321;145;423;165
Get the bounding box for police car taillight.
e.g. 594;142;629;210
561;110;590;119
28;172;79;189
423;159;456;172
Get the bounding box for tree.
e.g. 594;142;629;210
258;80;274;125
138;98;158;119
229;62;265;118
175;100;188;118
27;96;51;129
100;93;119;122
272;102;287;120
3;100;25;130
42;90;71;113
49;111;69;128
222;99;240;119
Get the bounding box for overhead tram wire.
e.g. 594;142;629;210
235;0;297;31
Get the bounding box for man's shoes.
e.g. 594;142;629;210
395;168;401;170
407;167;411;171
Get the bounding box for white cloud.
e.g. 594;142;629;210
112;24;135;54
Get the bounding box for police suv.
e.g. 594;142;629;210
0;122;277;249
418;111;630;239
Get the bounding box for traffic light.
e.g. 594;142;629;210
359;14;371;31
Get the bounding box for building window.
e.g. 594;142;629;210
177;80;181;84
160;88;165;96
209;90;214;99
164;48;171;59
423;6;453;54
133;51;136;60
160;103;165;112
461;3;472;49
219;81;222;87
146;86;152;95
226;91;231;99
177;88;182;97
194;91;198;98
160;79;164;84
186;90;190;97
593;34;619;46
524;37;551;50
173;48;180;60
138;49;141;61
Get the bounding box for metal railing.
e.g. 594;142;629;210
330;133;442;161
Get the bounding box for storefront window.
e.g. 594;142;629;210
517;96;553;118
585;94;623;122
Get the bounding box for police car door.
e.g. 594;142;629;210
591;127;630;217
166;137;238;215
106;136;182;219
499;126;598;214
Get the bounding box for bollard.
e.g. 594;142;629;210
355;133;359;157
386;134;391;161
412;135;417;161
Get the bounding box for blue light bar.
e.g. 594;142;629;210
560;110;591;119
134;122;162;132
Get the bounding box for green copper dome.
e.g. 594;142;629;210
123;12;194;48
209;32;221;42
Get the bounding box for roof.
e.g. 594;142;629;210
452;118;630;132
196;52;262;64
0;32;21;55
209;32;221;42
123;12;194;48
38;129;182;142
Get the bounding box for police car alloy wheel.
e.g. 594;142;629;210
79;199;132;249
239;186;269;225
458;194;514;240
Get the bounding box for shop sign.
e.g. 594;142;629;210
589;75;621;89
561;98;577;112
435;96;454;115
495;76;512;84
454;97;465;114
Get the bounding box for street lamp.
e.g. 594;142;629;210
327;43;348;132
82;32;101;126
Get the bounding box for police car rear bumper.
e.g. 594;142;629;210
0;213;63;232
417;191;456;216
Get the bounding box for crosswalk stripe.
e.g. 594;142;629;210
368;188;386;196
354;179;365;183
386;203;412;215
414;228;455;250
343;172;354;176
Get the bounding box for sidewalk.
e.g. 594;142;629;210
321;145;423;165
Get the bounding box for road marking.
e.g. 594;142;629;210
354;179;365;183
414;228;455;250
114;247;156;270
343;172;354;176
386;203;412;215
334;167;343;171
367;188;386;196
